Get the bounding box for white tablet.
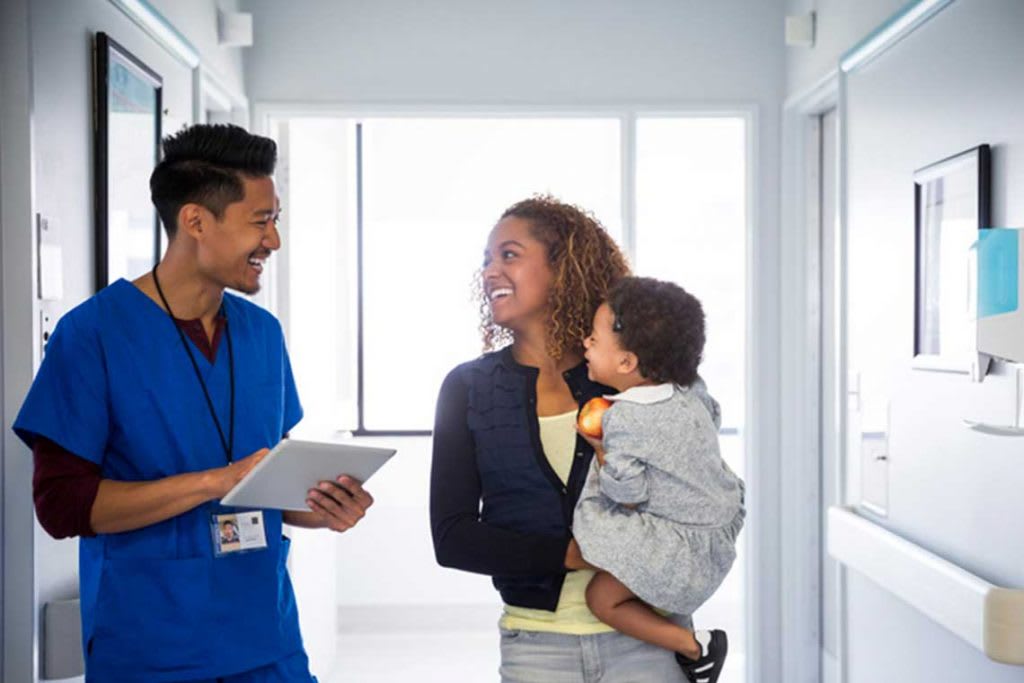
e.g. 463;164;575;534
220;439;396;511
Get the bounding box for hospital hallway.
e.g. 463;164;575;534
4;1;1024;682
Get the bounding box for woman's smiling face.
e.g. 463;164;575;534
482;216;554;333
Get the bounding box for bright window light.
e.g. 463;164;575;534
635;117;747;432
283;118;360;434
361;118;622;431
284;117;622;432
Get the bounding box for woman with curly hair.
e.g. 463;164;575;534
574;277;746;683
430;197;696;681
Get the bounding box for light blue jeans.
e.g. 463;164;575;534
499;616;692;683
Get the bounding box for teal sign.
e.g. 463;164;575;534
976;228;1019;318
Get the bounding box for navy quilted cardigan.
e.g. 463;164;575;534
430;346;611;610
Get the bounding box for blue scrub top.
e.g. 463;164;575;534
13;279;306;682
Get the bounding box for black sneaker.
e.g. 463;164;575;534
676;629;728;683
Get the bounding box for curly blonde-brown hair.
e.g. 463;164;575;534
475;195;631;361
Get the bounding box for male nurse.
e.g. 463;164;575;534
13;124;373;682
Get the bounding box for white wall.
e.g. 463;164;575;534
784;0;905;96
245;0;787;678
787;1;1024;681
1;2;247;680
245;0;783;106
149;0;247;99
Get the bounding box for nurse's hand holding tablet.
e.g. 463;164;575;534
221;439;392;533
283;474;375;532
209;448;269;496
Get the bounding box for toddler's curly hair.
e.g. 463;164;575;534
607;276;705;386
477;195;630;360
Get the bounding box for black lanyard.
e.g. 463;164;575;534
152;265;235;464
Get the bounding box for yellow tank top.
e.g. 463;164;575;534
499;409;614;635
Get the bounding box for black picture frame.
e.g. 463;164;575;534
93;32;163;292
912;144;991;371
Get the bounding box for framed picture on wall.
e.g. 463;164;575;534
94;32;163;292
912;144;991;373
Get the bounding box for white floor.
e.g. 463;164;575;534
321;605;745;682
324;605;499;682
329;625;499;681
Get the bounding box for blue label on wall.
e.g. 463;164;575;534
976;228;1019;318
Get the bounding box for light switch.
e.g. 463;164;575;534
40;309;55;359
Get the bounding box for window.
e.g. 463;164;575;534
635;117;747;430
278;116;621;434
273;114;744;436
274;112;748;680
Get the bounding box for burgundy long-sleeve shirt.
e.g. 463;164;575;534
32;314;225;539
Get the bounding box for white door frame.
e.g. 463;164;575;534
779;69;841;683
1;0;39;681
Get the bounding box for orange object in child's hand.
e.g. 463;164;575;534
577;397;612;439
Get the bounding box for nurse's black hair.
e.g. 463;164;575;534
607;276;705;386
149;124;277;238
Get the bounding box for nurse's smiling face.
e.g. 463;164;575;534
195;175;281;295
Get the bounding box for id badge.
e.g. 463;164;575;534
211;511;268;557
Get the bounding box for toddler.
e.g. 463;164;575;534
575;276;745;683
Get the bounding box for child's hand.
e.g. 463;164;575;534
576;426;605;466
564;538;597;570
